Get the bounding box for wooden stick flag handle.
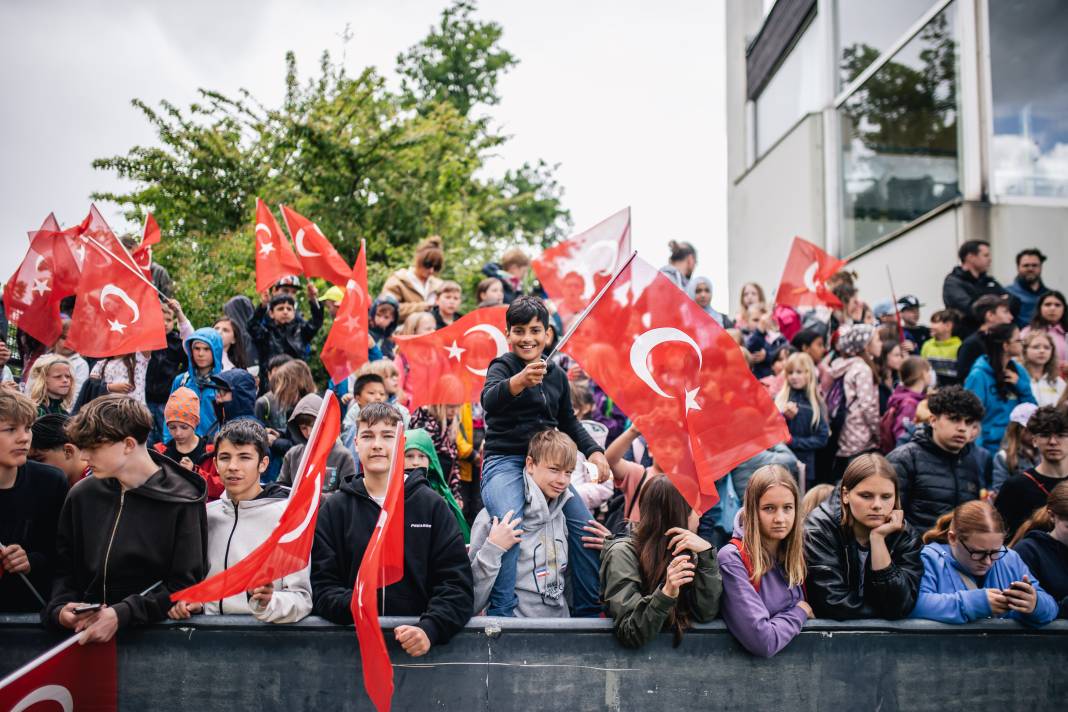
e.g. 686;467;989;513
546;251;638;361
0;539;47;608
84;235;164;297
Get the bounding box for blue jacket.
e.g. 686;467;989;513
964;356;1036;455
1005;276;1047;329
213;369;258;424
911;543;1057;626
784;389;829;483
167;327;225;440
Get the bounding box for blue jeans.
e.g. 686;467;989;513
147;402;166;448
480;454;601;617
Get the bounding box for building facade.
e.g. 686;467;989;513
726;0;1068;315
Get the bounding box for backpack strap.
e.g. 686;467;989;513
625;469;650;520
1021;471;1052;497
729;537;761;593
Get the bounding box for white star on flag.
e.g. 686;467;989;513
444;340;466;361
684;387;702;413
258;240;276;257
32;277;50;297
108;319;127;334
341;314;362;331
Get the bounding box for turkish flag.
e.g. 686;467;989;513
775;236;848;309
280;205;351;286
393;306;509;410
3;213;72;345
351;424;406;712
532;207;632;321
132;212;161;279
172;392;341;603
66;209;167;357
0;636;117;711
565;256;788;514
321;241;370;384
254;199;303;292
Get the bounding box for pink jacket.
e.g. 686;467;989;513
829;356;879;457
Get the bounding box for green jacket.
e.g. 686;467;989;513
599;536;722;649
405;428;470;542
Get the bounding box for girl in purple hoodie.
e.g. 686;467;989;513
717;465;812;657
883;356;931;448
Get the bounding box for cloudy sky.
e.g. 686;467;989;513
1;0;728;308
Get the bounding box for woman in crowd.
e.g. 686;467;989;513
1012;481;1068;619
380;235;445;319
213;316;250;371
993;403;1039;492
912;500;1056;626
660;240;697;290
965;323;1036;456
686;276;733;328
1023;290;1068;365
26;354;74;416
876;340;905;413
774;352;828;486
600;475;722;648
828;324;882;481
804;453;923;619
718;466;811;657
1021;330;1065;407
734;282;766;333
883;356;931;448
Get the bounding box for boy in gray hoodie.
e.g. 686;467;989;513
277;393;356;493
469;430;584;617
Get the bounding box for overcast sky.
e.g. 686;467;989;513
1;0;728;309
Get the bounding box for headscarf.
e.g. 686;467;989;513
686;275;727;327
405;428;470;542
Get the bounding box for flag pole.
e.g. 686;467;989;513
885;265;905;343
0;633;83;690
83;235;164;297
546;251;638;361
0;540;47;608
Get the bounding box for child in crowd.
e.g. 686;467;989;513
827;324;882;481
718;466;811;657
480;296;610;618
0;392;68;612
209;369;259;427
790;328;827;371
775;352;828;485
876;340;905;412
745;308;787;380
1023;290;1068;365
248;284;324;365
911;501;1056;626
168;420;312;624
368;296;401;359
469;431;589;617
994;404;1039;492
89;352;150;404
318;285;344;319
1011;481;1068;619
921;309;962;385
394;311;437;407
146;299;195;444
51;318;90;399
997;406;1068;536
883;356;931;448
213;316;249;371
153;387;222;501
604;424;659;530
46;395;207;641
311;403;473;656
897;295;930;351
804;453;923;620
277;393;356;494
600;475;722;648
30;413;89;488
456;402;485;523
256;359;315;475
168;327;225;441
1021;330;1065;407
734;282;766;333
410;404;461;496
965;323;1036;455
481;247;529;305
476;277;505;307
27;354;74;416
432;280;464;329
406;428;469;541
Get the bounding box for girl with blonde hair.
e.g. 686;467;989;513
775;353;828;486
27;354;75;415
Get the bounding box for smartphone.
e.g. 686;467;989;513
73;603;103;615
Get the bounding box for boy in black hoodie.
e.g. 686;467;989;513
311;403;472;655
480;296;609;617
247;284;324;365
44;395;207;642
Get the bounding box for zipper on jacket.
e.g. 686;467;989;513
102;490;126;605
220;503;240;612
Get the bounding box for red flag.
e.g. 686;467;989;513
565;256;788;514
351;424;406;712
254;198;303;292
775;236;848;309
0;636;117;711
66;209;166;358
280;205;351;286
171;392;341;603
393;306;509;410
321;241;370;383
532;207;632;321
3;214;71;345
132;212;161;278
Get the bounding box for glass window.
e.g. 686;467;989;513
838;3;959;255
755;20;822;157
837;0;938;89
988;0;1068;200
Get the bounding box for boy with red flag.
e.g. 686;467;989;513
280;204;352;287
255;199;303;293
311;403;472;653
775;236;848;309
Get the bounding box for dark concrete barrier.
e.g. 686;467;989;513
2;615;1065;711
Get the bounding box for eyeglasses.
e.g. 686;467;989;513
958;539;1007;562
1034;433;1066;442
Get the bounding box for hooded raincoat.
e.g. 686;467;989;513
406;428;469;542
167;327;225;440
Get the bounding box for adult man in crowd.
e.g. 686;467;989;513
943;240;1014;337
956;294;1015;382
1006;248;1049;328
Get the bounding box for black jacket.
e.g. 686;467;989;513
1014;531;1068;619
247;300;324;365
310;469;473;644
481;352;602;459
942;266;1014;337
995;469;1067;537
0;462;68;612
145;330;188;404
803;496;923;620
44;450;208;629
213;369;258;424
887;425;983;530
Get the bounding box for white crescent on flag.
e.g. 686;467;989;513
100;284;141;324
629;328;704;412
294;229;321;257
277;473;322;544
802;261;820;292
10;684;74;712
463;324;508;377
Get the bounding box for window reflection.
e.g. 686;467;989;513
836;0;938;88
838;5;959;254
989;0;1068;199
755;20;822;157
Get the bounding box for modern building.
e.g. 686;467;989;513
726;0;1068;315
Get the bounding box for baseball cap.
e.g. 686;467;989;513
1009;403;1038;427
873;301;895;319
274;275;301;288
897;295;923;311
320;285;345;304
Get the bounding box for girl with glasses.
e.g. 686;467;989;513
911;500;1057;626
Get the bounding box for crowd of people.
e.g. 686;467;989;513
1;233;1065;663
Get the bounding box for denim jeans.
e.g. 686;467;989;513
147;401;166;448
480;454;601;617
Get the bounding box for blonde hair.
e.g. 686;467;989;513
28;354;75;411
775;352;824;428
802;484;834;519
437;280;462;296
1023;329;1059;385
741;465;806;587
1010;480;1068;546
270;360;316;410
527;429;578;472
398;311;436;336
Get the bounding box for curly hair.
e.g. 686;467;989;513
927;385;985;422
1026;405;1068;437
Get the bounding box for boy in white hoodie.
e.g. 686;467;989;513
168;420;312;623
